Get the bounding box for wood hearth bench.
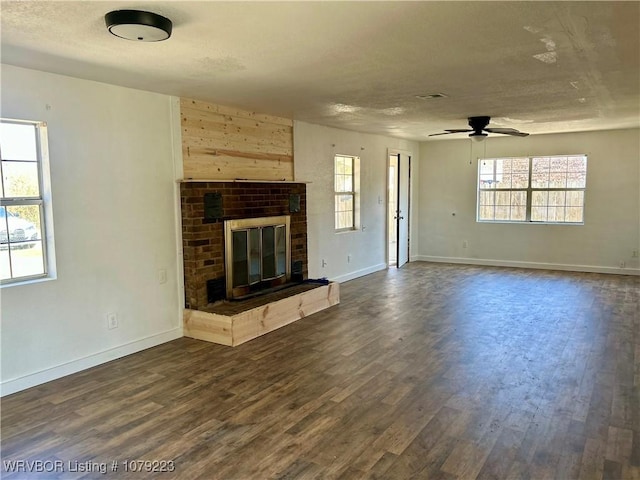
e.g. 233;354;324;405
183;282;339;346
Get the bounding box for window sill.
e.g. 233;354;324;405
477;220;584;226
1;274;56;288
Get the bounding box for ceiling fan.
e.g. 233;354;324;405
429;116;529;142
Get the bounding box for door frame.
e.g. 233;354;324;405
387;148;412;268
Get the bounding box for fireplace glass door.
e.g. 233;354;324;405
232;224;287;291
225;215;291;299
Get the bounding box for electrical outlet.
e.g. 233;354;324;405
158;268;167;284
347;254;351;263
462;240;468;249
322;259;327;268
107;313;118;330
619;261;626;269
633;250;639;258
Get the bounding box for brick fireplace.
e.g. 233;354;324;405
180;181;308;310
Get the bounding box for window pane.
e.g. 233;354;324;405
479;159;499;188
547;207;565;222
512;172;529;188
565;207;584;223
479;191;494;206
341;211;353;229
495;205;510;221
550;156;568;172
479;175;498;189
512;158;529;173
345;173;353;191
548;191;566;207
1;203;45;278
532;158;550;188
335;173;354;193
0;247;10;280
549;172;567;188
567;156;587;188
566;191;584;206
478;187;528;222
479;159;495;176
568;155;587;170
2;160;40;197
532;191;548;206
567;171;587;188
336;194;348;213
478;205;494;221
339;174;352;192
531;206;547;222
343;158;353;175
0;206;8;245
500;160;513;188
340;194;353;212
335;202;354;229
0;123;37;161
338;175;345;192
6;205;41;244
495;191;510;206
510;191;527;220
9;241;44;278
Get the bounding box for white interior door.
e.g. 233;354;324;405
396;153;410;267
388;155;398;266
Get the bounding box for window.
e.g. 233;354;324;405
478;155;587;224
334;154;359;231
1;119;51;283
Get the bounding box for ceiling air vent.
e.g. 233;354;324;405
416;93;448;100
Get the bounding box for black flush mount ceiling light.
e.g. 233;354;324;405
105;10;172;42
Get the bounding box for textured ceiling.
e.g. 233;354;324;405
1;1;639;141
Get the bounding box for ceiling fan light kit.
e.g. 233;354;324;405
430;116;529;140
105;10;172;42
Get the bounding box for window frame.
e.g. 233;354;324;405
334;154;359;232
1;118;51;285
477;154;587;225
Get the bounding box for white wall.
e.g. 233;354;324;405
417;129;640;274
294;121;420;282
0;65;183;395
4;67;635;396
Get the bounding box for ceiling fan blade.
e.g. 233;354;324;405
444;129;474;133
485;127;529;137
428;129;475;136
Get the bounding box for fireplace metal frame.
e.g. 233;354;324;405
224;215;291;299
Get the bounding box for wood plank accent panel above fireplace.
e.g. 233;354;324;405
180;98;294;181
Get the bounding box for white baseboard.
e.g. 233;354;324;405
0;327;183;397
412;255;640;276
332;263;387;283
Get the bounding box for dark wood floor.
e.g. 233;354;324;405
2;263;639;479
